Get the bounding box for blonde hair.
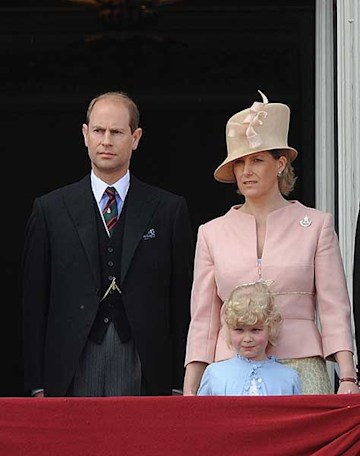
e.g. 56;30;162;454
270;149;297;196
223;281;282;347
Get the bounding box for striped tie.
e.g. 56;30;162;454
102;187;118;235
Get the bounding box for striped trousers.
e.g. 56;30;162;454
69;323;142;396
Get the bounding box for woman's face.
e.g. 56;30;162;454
233;151;286;200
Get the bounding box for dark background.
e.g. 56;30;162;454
0;0;315;396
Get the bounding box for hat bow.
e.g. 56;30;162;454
227;90;269;149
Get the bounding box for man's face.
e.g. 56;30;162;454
82;97;142;181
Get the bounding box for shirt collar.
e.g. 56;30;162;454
91;170;130;203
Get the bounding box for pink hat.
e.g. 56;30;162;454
214;90;298;183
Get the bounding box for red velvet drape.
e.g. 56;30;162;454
0;396;359;456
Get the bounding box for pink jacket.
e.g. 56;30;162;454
185;201;354;365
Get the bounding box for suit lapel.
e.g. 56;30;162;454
121;176;160;283
60;174;160;287
63;175;100;287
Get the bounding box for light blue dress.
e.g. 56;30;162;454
197;355;302;396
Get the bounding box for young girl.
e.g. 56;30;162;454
197;281;301;396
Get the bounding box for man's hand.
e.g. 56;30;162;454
32;391;44;398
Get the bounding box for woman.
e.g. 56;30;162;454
183;91;359;395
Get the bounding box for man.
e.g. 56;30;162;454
22;91;194;397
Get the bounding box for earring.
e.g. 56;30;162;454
277;171;282;177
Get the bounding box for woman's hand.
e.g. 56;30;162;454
334;351;359;394
337;380;360;394
183;361;208;396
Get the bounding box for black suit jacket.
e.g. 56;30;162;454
22;174;194;396
353;206;360;379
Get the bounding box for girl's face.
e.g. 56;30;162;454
229;324;270;361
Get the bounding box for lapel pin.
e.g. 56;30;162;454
299;215;312;227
